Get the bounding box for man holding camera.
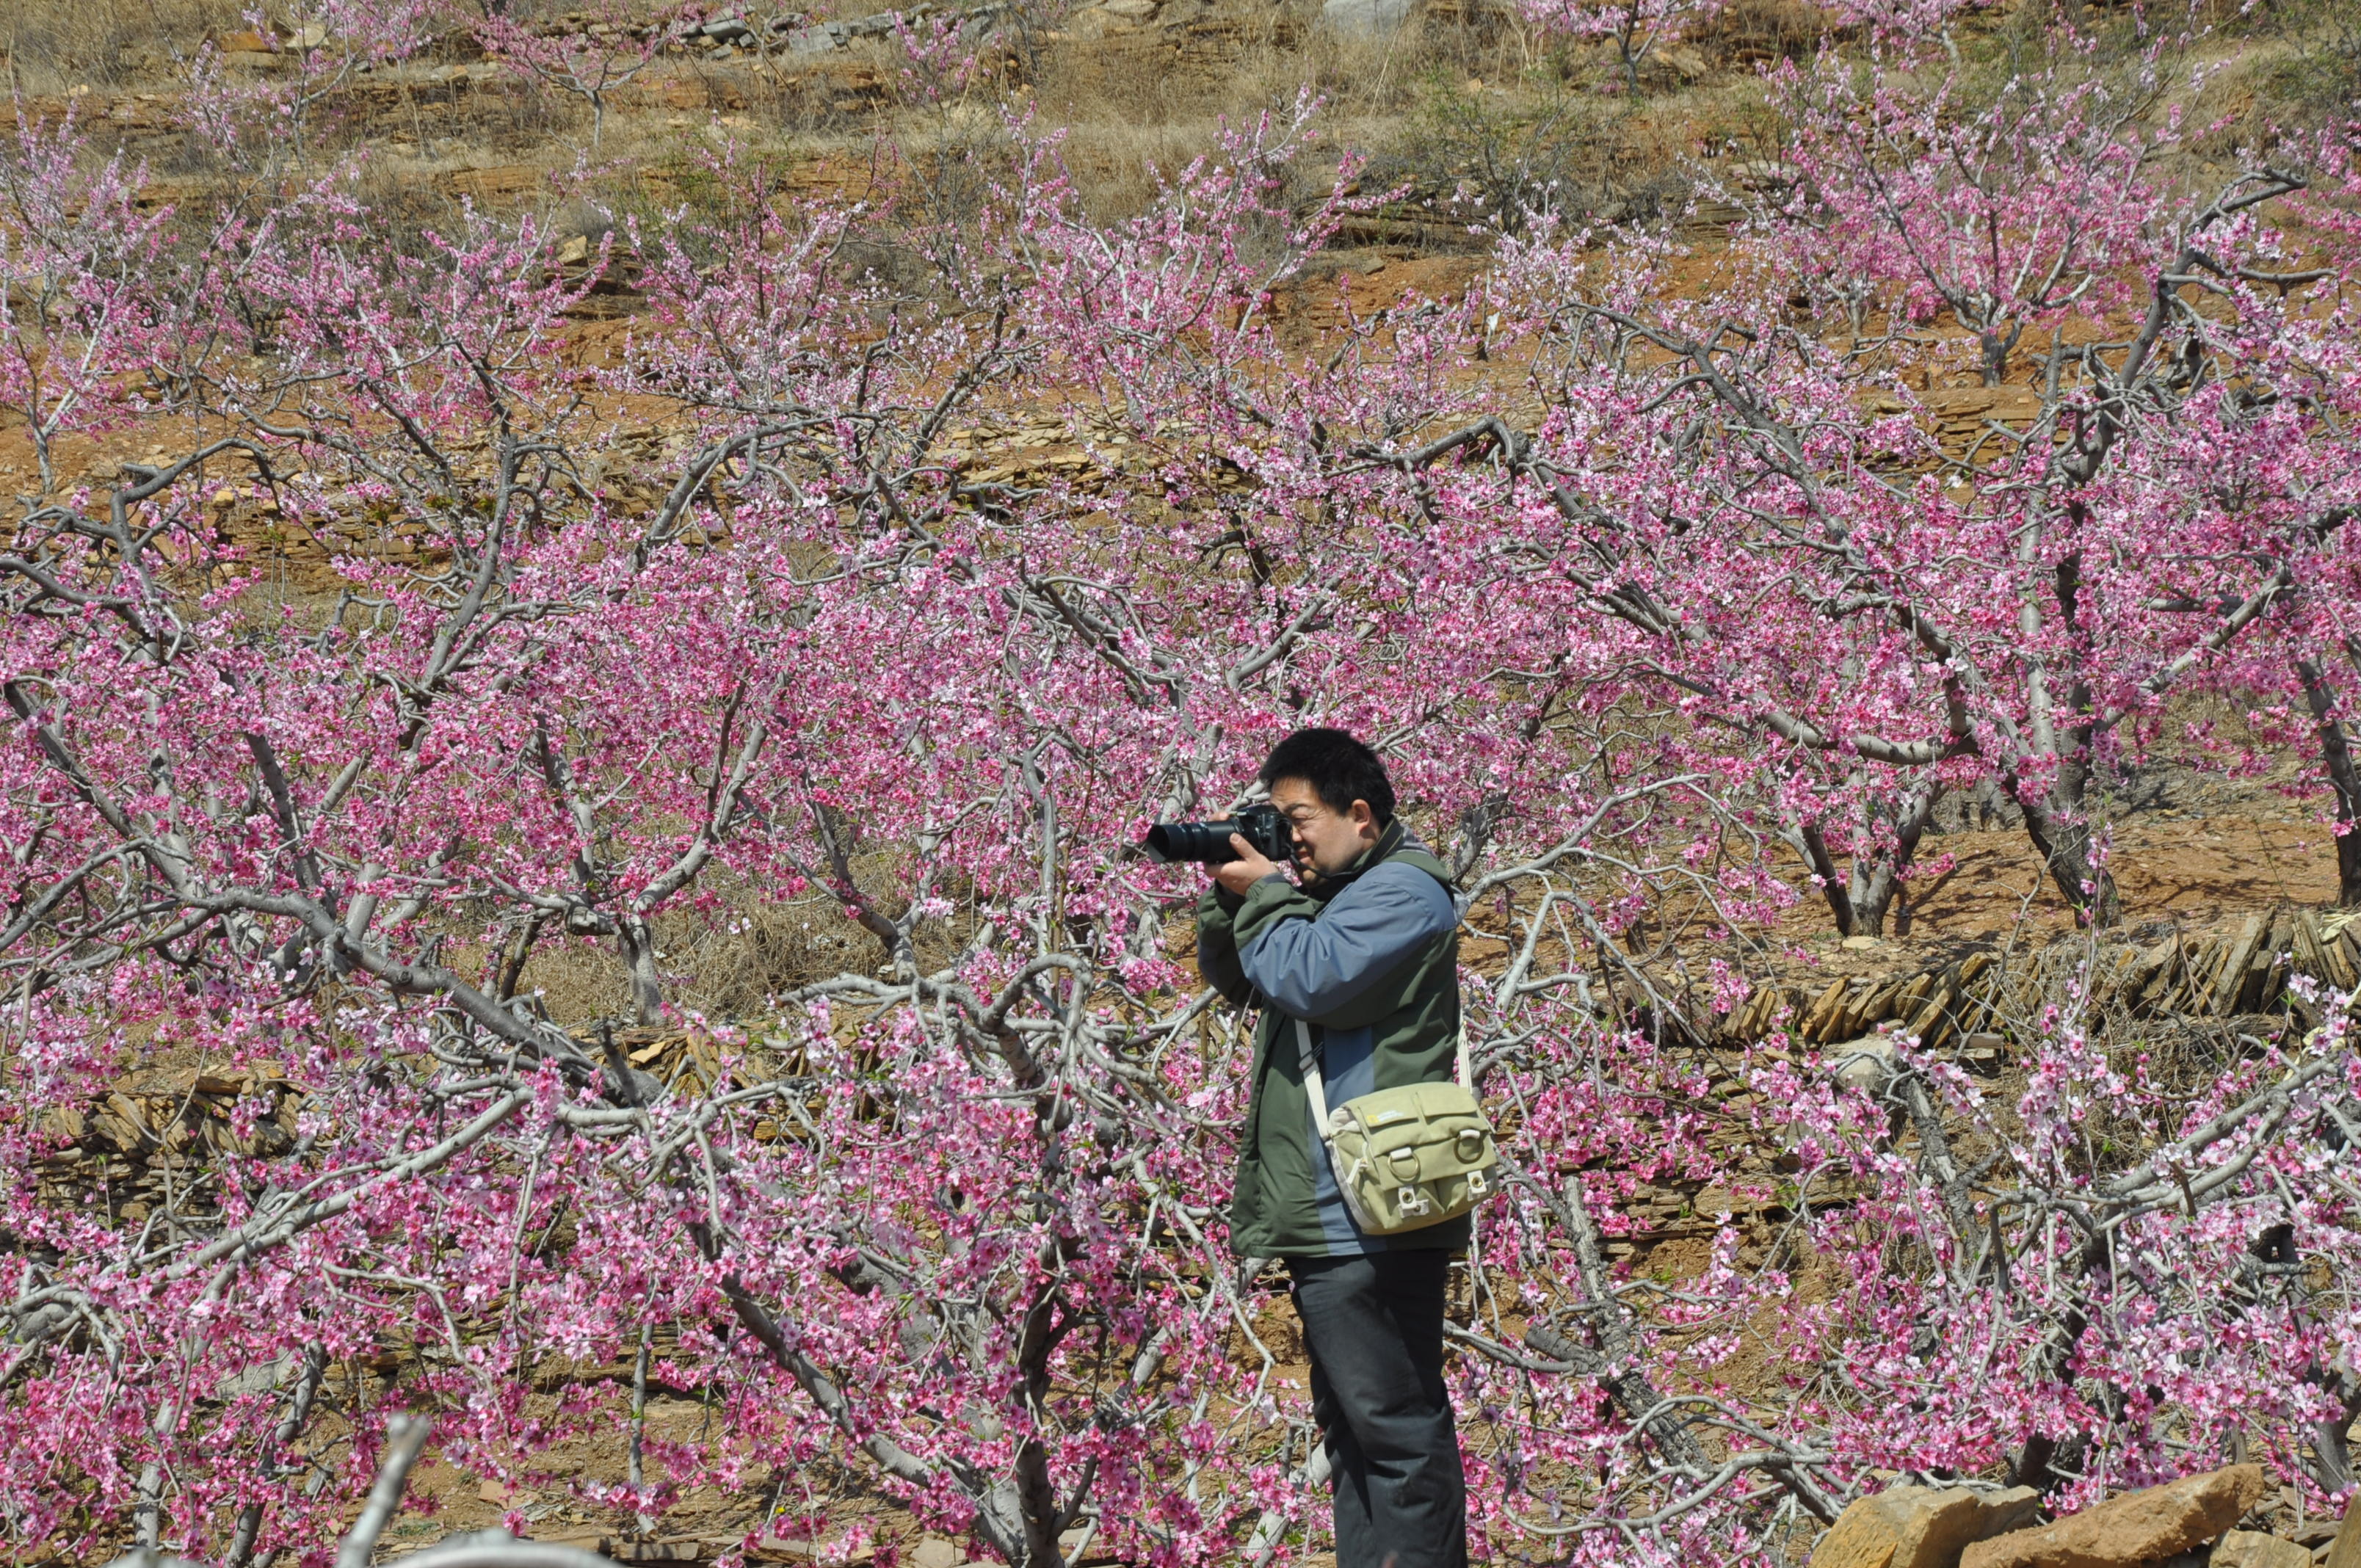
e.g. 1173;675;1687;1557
1192;728;1470;1568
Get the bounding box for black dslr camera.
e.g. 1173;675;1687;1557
1141;803;1292;865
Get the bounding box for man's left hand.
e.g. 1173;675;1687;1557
1211;834;1285;896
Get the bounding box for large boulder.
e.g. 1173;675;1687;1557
1959;1465;2266;1568
1811;1485;2042;1568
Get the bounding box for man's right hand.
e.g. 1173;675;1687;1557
1212;834;1284;896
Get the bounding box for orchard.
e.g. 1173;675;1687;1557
1;0;2358;1564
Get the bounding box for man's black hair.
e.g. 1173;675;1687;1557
1259;727;1396;824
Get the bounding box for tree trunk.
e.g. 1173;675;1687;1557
2010;542;2121;926
1791;782;1945;939
2014;755;2120;927
1979;320;2023;387
2296;657;2361;908
1794;821;1857;937
1847;781;1943;937
2010;1230;2112;1492
616;915;667;1026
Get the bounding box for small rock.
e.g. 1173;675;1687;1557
283;23;329;49
1321;0;1412;35
1961;1464;2266;1568
2211;1531;2312;1568
1102;0;1158;14
1656;43;1708;79
1842;933;1881;949
1827;1036;1898;1092
1810;1484;2040;1568
215;29;274;53
907;1540;960;1568
215;1353;295;1399
555;196;613;241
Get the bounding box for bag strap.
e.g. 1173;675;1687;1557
1294;1017;1335;1144
1294;1015;1473;1144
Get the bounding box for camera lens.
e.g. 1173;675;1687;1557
1141;821;1236;864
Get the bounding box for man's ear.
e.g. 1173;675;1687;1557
1349;799;1377;833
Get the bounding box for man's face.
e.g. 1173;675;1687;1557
1269;777;1380;879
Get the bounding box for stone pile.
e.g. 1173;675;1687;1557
509;4;1016;60
1809;1485;2040;1568
776;1;1015;57
1808;1467;2341;1568
1960;1464;2261;1568
2326;1503;2361;1568
1046;0;1306;75
35;1070;299;1234
1721;904;2361;1047
1848;385;2055;473
1726;949;1999;1048
1917;387;2048;465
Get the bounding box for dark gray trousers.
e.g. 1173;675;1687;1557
1286;1251;1468;1568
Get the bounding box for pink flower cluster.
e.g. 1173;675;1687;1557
2;12;2358;1568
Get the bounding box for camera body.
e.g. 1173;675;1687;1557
1142;802;1292;865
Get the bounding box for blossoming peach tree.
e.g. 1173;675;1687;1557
2;48;2359;1568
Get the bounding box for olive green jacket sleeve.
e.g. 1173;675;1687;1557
1192;883;1260;1009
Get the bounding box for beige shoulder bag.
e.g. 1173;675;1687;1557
1294;1017;1498;1236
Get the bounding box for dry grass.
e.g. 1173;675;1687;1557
3;0;239;92
7;0;2359;249
509;860;927;1029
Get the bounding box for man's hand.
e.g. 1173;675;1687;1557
1211;834;1285;896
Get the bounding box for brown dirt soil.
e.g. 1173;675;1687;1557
1780;814;2338;950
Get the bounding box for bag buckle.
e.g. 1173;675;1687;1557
1396;1186;1431;1216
